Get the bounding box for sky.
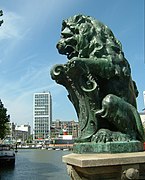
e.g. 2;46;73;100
0;0;144;128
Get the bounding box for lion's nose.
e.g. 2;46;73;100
61;27;73;38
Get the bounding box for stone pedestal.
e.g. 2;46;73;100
63;152;145;180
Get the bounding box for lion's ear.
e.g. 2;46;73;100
62;20;67;30
74;15;82;22
74;14;86;24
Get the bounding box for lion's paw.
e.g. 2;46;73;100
111;132;132;142
91;129;132;143
91;129;112;143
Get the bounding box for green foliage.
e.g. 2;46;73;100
0;12;9;139
0;11;7;139
0;99;10;139
0;10;3;27
26;135;33;143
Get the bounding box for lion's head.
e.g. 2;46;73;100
57;14;124;61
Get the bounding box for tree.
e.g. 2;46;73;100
0;12;7;139
0;10;3;27
0;99;10;139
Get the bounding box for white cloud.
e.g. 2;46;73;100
0;10;23;40
0;61;57;125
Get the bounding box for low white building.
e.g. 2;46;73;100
15;124;31;136
14;124;31;142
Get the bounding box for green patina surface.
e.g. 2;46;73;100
50;14;144;153
73;141;144;154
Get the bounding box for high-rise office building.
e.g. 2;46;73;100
33;92;52;140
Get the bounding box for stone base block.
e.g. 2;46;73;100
73;141;144;154
63;152;145;179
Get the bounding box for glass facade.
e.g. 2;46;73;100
33;92;52;140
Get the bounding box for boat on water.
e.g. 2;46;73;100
0;144;15;167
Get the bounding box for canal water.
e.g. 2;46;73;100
0;149;70;180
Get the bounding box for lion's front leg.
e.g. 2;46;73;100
65;57;89;78
94;94;143;142
50;64;67;85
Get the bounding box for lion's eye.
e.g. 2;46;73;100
69;26;79;34
61;27;73;38
75;29;79;34
70;27;75;32
62;20;67;28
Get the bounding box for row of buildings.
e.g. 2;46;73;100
7;119;79;143
7;123;31;143
7;91;79;142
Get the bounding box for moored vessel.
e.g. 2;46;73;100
0;144;15;167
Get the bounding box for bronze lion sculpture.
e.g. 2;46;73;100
51;15;144;146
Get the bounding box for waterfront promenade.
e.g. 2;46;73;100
17;143;73;151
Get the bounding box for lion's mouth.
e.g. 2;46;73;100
57;43;74;55
65;45;77;59
56;38;78;59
